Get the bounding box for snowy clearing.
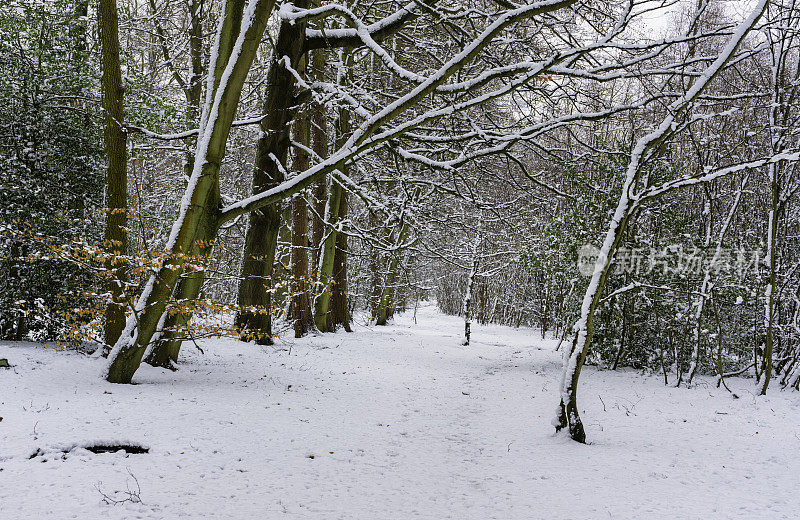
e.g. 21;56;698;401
1;306;799;519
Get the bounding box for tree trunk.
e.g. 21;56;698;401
310;47;328;276
687;187;713;384
145;216;217;367
462;260;477;346
235;205;281;344
761;164;778;394
235;0;308;341
104;0;276;383
313;179;343;331
144;0;206;367
99;0;128;348
291;192;314;336
187;0;204;120
325;92;352;332
687;177;747;384
369;212;383;320
462;235;480;345
291;104;315;337
312;51;351;332
71;0;89;55
555;1;765;439
328;190;352;332
376;224;408;326
274;204;292;315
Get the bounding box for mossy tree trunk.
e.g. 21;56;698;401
310;47;328;279
145;0;207;367
235;0;308;342
291;100;315;337
105;0;276;383
376;223;408;326
313;179;343;331
328;189;352;332
99;0;128;348
312;52;353;332
325;94;352;332
146;217;218;367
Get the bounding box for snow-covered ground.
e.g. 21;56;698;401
1;305;798;519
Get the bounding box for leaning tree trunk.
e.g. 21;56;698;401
144;0;207;368
144;217;218;367
555;0;766;440
150;0;248;369
556;198;636;443
104;0;276;383
98;0;128;348
235;2;308;342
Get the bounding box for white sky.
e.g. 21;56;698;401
635;0;758;39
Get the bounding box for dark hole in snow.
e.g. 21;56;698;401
30;443;150;458
83;443;149;454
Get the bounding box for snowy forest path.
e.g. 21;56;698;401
0;305;799;519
